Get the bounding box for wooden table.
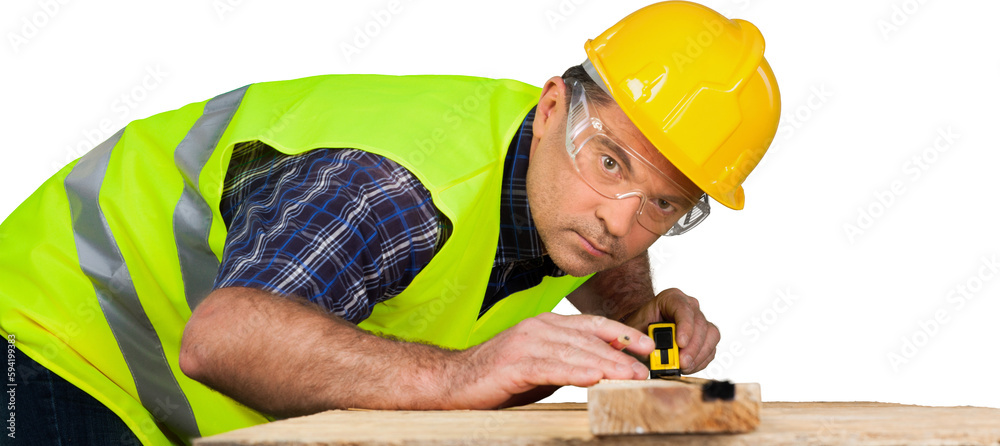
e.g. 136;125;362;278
195;402;1000;445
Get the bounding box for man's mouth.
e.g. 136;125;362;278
576;232;609;257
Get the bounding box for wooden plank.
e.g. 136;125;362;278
587;378;761;435
195;402;1000;445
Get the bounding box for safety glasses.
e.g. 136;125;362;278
564;79;710;236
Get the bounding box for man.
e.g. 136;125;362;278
0;1;779;444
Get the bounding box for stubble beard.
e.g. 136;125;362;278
537;218;624;277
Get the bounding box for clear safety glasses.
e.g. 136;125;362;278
564;79;710;236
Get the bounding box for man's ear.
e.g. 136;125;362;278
532;76;567;140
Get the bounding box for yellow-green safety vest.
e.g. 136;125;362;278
0;74;591;445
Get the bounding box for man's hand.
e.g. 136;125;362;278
621;288;720;374
182;289;656;414
446;312;654;409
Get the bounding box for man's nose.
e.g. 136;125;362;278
595;195;642;237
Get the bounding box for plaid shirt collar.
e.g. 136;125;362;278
496;107;566;276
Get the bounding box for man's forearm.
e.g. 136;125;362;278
179;287;463;417
568;252;655;321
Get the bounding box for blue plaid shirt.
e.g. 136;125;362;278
214;107;565;322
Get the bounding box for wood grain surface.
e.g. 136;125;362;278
195;402;1000;445
588;378;761;435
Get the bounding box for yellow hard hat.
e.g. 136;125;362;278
583;1;780;210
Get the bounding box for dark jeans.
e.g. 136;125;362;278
5;347;142;445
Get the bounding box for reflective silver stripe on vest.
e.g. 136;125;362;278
65;129;200;439
174;85;248;311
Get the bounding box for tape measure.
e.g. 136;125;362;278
648;322;681;378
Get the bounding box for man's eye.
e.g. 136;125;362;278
601;155;619;172
656;199;675;212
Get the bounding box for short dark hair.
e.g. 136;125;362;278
561;65;616;108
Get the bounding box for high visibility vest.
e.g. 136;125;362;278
0;74;591;445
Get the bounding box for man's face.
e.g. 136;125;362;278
527;77;702;277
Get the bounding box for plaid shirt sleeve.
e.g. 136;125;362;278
213;142;445;323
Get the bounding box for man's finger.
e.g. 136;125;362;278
680;322;719;373
524;316;648;380
659;295;695;348
695;348;716;373
539;331;640;377
689;323;720;367
681;347;706;373
687;311;709;357
544;343;639;381
520;358;602;388
537;312;655;356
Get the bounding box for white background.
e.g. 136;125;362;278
3;0;999;409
